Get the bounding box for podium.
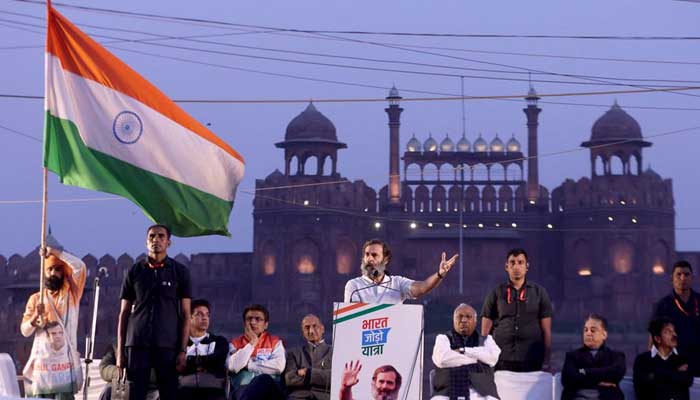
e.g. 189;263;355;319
331;302;423;400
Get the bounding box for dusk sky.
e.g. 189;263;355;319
1;0;698;258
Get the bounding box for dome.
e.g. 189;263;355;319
456;134;471;152
590;102;642;142
387;85;400;98
423;134;438;152
406;134;421;152
527;85;537;98
265;169;285;183
490;135;505;153
285;102;337;142
506;135;521;152
473;134;488;152
644;165;661;180
440;134;454;152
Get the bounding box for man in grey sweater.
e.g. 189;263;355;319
284;314;333;400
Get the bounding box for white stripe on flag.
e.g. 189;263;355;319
46;55;243;202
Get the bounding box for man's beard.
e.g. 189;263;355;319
371;385;398;400
45;276;64;291
361;261;386;279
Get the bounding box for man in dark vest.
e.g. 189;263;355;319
431;303;501;400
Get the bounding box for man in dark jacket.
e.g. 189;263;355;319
561;314;625;400
652;260;700;376
284;314;332;400
178;299;229;400
633;317;693;400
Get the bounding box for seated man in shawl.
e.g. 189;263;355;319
228;304;286;400
431;303;501;400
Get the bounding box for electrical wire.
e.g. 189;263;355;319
14;0;700;42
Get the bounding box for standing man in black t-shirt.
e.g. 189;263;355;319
481;248;553;372
652;260;700;376
116;224;192;400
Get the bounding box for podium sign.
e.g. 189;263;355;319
331;302;423;400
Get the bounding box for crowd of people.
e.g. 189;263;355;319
18;224;700;400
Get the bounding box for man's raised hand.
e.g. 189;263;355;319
438;252;459;276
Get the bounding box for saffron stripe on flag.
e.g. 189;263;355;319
333;304;394;325
45;6;243;163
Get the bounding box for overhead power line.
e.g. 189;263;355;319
14;0;700;41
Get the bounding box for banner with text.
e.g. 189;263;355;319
331;302;423;400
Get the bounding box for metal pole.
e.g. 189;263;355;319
458;77;466;295
37;167;48;327
459;168;464;295
83;270;103;400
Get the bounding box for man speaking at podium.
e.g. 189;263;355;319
344;239;458;304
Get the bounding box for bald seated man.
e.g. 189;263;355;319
284;314;333;400
431;304;501;400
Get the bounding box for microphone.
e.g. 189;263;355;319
98;267;109;278
349;269;401;302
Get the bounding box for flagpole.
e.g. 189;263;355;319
37;167;48;327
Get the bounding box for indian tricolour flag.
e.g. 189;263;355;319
43;4;244;237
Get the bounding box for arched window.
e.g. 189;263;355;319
260;241;276;276
289;155;300;175
505;163;521;181
629;154;640;176
336;239;356;275
432;185;446;212
406;163;422;181
498;185;513;212
293;239;319;274
572;239;592;276
610;239;635;274
490;163;506;181
482;186;496;213
322;155;333;176
304;155;319;176
438;163;455;181
465;186;479;212
448;185;462;212
415;185;429;213
594;155;604;176
610;155;624;175
423;163;438;181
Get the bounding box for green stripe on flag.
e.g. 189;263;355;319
43;111;232;237
333;304;394;325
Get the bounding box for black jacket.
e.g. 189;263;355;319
633;350;693;400
561;344;625;400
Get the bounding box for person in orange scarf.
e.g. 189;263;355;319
228;304;286;400
21;246;86;399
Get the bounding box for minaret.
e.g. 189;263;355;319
385;85;403;207
523;84;541;204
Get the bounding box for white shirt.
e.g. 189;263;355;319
651;345;678;361
343;274;415;304
431;334;501;400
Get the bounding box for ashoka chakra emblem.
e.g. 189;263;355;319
113;111;143;144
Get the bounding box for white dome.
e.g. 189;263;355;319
406;134;421;152
506;135;521;152
456;134;471;152
490;135;505;153
440;134;454;152
423;134;438;152
473;134;488;152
